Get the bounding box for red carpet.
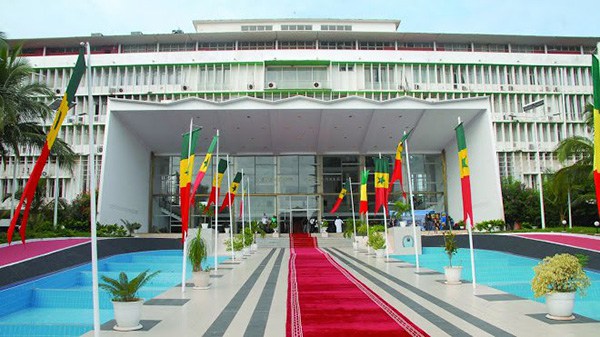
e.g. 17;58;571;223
286;233;428;337
513;233;600;252
0;238;90;267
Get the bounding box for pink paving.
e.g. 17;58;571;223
512;233;600;252
0;238;90;267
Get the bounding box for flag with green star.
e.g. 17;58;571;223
219;172;242;212
456;122;474;227
190;134;218;206
205;159;228;211
374;157;390;215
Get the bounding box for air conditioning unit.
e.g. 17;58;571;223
508;85;514;91
96;145;104;153
313;81;322;88
76;116;85;124
547;116;554;121
413;84;420;90
55;88;62;95
528;144;535;150
181;85;188;91
398;84;406;91
267;82;277;89
108;87;117;95
546;86;551;91
247;83;255;90
461;85;468;91
553;86;560;92
499;85;505;91
67;116;75;123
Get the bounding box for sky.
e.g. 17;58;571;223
1;0;600;39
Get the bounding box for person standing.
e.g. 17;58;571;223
334;216;343;233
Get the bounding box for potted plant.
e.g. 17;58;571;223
320;219;329;237
242;227;254;255
99;270;159;331
197;202;214;229
249;220;264;250
188;228;210;289
531;253;591;320
367;231;386;257
393;201;410;226
225;234;244;259
121;219;142;236
443;231;462;284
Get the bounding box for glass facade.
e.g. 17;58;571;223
151;153;445;234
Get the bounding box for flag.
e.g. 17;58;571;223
8;46;86;244
374;157;390;214
390;132;411;199
205;159;227;210
220;172;242;212
456;122;474;227
179;128;201;241
189;134;218;206
329;180;350;214
359;170;369;214
592;54;600;217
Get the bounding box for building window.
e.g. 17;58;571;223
279;41;316;49
159;43;195;52
473;44;508;53
239;41;275;50
122;44;158;53
198;42;235;50
241;25;273;31
436;43;471;52
359;41;395;50
281;24;312;31
319;41;355;50
265;66;328;89
321;25;352;31
338;64;354;72
397;42;434;51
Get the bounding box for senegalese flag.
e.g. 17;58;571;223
592;54;600;217
179;128;201;241
456;122;474;227
390;132;411;199
8;46;86;244
220;172;242;212
329;180;350;214
189;134;218;206
205;159;227;210
359;170;369;214
374;157;390;215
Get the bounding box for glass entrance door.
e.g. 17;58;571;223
277;195;320;234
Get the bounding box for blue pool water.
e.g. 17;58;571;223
392;248;600;320
0;250;229;336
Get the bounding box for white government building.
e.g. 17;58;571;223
1;19;597;233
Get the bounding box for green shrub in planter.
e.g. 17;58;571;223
100;270;160;302
443;231;459;267
367;231;386;250
531;253;590;298
225;234;244;252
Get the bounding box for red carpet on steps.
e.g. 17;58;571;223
286;233;428;337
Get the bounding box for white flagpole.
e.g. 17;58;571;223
404;131;420;271
226;155;234;261
214;130;220;272
241;169;245;250
247;176;253;250
181;118;193;293
379;153;389;260
458;117;477;290
365;169;370;254
348;177;357;250
53;157;59;228
85;42;100;337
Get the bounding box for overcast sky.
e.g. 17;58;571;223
1;0;600;39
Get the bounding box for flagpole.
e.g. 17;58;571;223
247;176;253;250
181;118;193;293
85;42;100;337
241;169;245;251
225;155;234;261
458;117;477;290
379;153;390;260
365;168;370;254
214;130;220;272
404;131;420;271
53;157;59;228
348;177;357;250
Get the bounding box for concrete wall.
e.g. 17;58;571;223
97;107;152;230
445;105;504;225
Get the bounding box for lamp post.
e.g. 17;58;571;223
595;221;599;234
562;219;567;232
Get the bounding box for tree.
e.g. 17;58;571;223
0;42;76;169
501;177;540;227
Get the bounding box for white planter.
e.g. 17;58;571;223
352;241;359;251
201;223;209;229
399;221;407;227
375;249;385;258
321;232;329;238
444;266;463;285
234;251;243;259
225;228;230;234
192;270;211;290
251;243;258;251
272;232;280;238
112;300;144;331
243;247;251;256
545;292;576;320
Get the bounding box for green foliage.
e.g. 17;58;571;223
242;226;254;246
99;270;160;302
367;231;386;250
121;219;142;236
188;229;207;272
321;219;329;228
97;223;127;237
443;231;458;267
501;177;540;227
392;200;410;216
342;218;358;238
225;234;244;252
531;253;591;298
370;224;385;233
475;219;506;232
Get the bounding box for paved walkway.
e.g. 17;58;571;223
0;238;90;267
83;237;599;337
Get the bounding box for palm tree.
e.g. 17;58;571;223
0;41;76;169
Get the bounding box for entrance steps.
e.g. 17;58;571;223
254;233;354;249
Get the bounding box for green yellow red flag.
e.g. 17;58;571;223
374;157;390;215
359;170;369;214
220;172;242;212
592;54;600;217
330;180;350;214
205;159;228;210
179;128;201;240
190;134;218;206
455;122;474;227
390;131;411;199
8;45;86;244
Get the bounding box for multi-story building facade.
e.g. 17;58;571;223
1;19;597;233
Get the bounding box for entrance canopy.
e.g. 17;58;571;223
107;95;486;155
98;95;503;230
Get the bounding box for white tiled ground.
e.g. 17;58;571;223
84;238;600;337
